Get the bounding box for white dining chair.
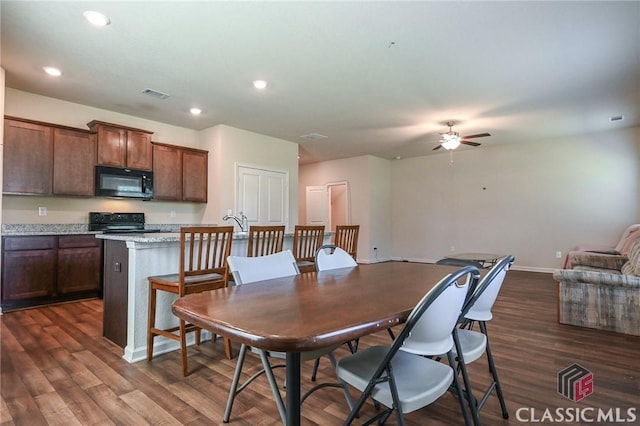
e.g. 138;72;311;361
315;244;357;271
336;265;480;425
452;255;515;423
223;250;354;424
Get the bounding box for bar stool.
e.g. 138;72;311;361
147;226;234;376
334;225;360;260
247;225;285;257
291;225;325;273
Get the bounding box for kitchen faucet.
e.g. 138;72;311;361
223;212;248;232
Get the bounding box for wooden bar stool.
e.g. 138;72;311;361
334;225;360;260
292;225;325;273
147;226;234;376
247;225;285;257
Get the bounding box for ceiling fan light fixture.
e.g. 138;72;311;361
440;133;461;150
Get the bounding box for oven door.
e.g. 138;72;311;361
95;165;153;199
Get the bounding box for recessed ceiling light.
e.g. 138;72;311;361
253;80;268;90
190;107;202;115
83;11;111;26
43;66;62;77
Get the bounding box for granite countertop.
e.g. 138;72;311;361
2;223;193;236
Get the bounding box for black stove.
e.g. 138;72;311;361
89;212;159;234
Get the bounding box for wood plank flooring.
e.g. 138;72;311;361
1;268;639;425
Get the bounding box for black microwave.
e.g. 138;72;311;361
95;165;153;200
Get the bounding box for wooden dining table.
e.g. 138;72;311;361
172;261;464;425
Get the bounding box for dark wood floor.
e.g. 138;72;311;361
1;269;639;425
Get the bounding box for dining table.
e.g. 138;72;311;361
172;261;466;425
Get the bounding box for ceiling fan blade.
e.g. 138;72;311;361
461;140;481;147
432;144;443;150
461;132;491;139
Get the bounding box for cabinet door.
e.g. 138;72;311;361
97;124;127;167
3;119;53;194
182;150;208;202
53;128;96;196
152;144;181;200
237;166;287;226
126;130;153;170
2;237;56;302
57;235;102;295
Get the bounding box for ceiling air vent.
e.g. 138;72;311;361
609;115;624;122
300;133;328;141
142;88;170;100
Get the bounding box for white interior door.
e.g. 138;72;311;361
237;165;288;227
305;186;326;226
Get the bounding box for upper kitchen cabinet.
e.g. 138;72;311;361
3;117;53;194
152;142;208;203
53;128;96;196
3;117;97;197
88;120;153;171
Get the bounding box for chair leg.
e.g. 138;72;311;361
311;358;321;381
224;337;233;359
258;350;287;424
180;319;189;377
452;332;481;426
447;351;473;426
480;322;509;419
147;286;157;361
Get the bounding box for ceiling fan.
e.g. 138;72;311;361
432;121;491;150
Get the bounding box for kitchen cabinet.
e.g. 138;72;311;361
53;127;96;196
88;120;153;171
3;117;96;196
3;118;53;194
152;142;208;202
1;235;103;311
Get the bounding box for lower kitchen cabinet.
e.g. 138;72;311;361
1;235;102;311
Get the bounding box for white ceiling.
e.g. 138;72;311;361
2;1;639;164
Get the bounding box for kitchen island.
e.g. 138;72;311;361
96;231;332;363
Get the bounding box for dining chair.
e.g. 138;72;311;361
246;225;285;257
334;225;359;260
147;226;234;376
291;225;325;273
452;255;515;423
224;250;354;424
315;244;357;271
336;265;480;426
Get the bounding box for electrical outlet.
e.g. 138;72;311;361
170;210;176;218
450;246;456;252
555;251;562;258
38;207;47;216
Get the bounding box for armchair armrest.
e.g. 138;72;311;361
564;251;627;271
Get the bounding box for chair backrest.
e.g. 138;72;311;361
179;226;234;293
399;266;479;356
334;225;359;259
292;225;325;262
315;244;358;271
247;225;285;257
227;250;300;285
462;255;515;322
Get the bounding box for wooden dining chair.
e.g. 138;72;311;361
246;225;285;257
334;225;360;260
291;225;325;273
147;226;234;376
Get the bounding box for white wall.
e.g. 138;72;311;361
200;125;299;229
391;127;640;271
299;155;393;263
